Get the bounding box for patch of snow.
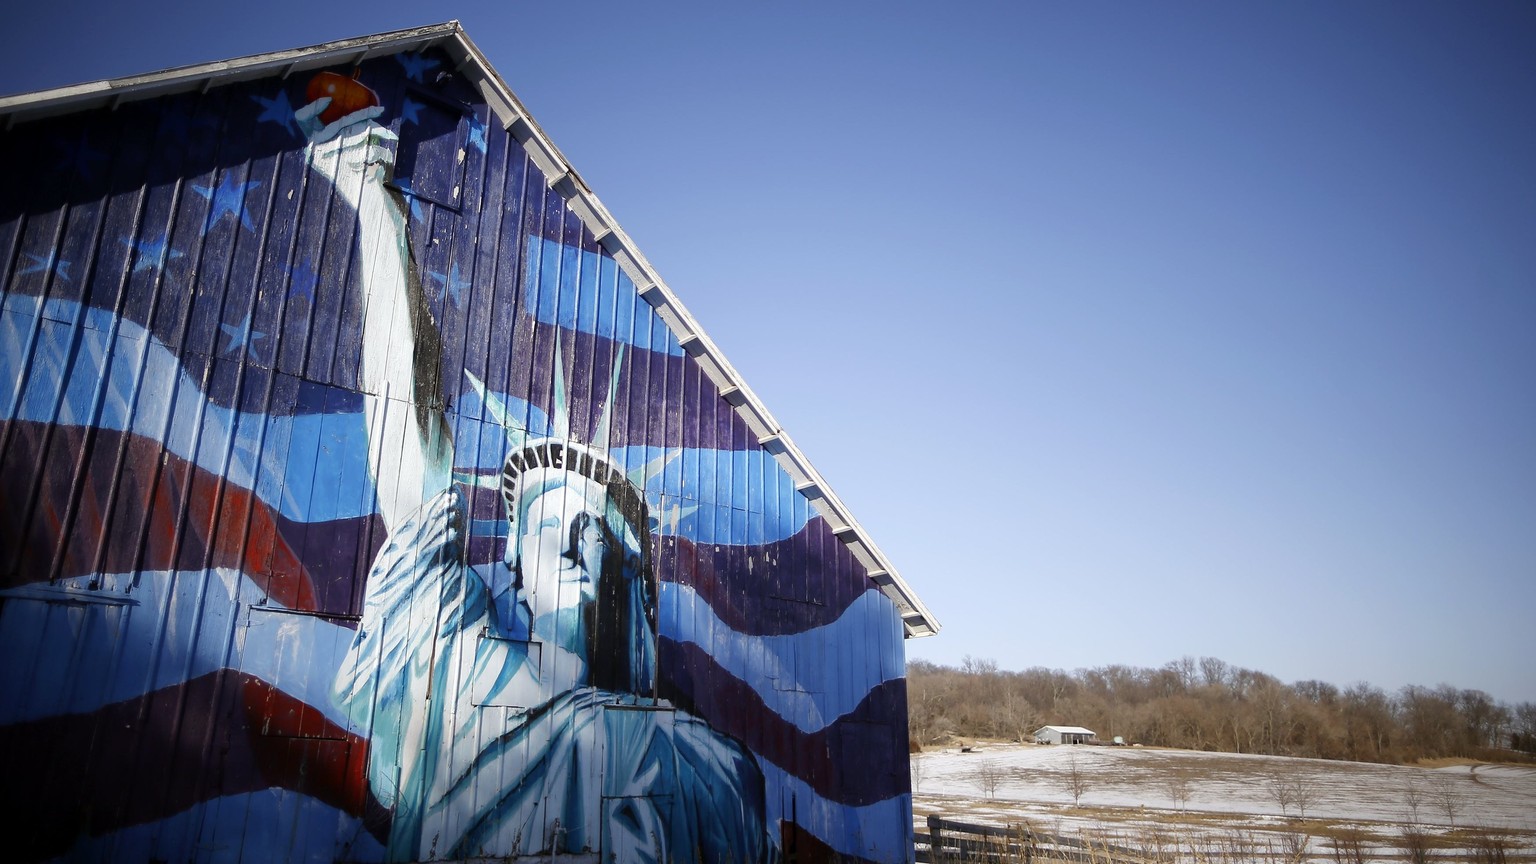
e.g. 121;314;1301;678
912;743;1536;857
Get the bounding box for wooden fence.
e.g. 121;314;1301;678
917;816;1147;864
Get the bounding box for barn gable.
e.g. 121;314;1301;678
0;21;934;864
0;21;936;639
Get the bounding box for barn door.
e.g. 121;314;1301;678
600;704;675;864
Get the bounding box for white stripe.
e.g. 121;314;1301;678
658;582;904;734
0;568;356;733
761;758;912;862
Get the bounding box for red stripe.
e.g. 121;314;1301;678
239;676;376;816
0;669;387;863
1;420;317;611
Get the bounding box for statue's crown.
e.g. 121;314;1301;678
500;439;646;529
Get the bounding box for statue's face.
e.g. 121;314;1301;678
501;459;656;689
514;471;614;616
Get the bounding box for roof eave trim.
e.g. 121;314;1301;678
0;22;462;124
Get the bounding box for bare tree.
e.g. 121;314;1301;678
1514;702;1536;753
1064;755;1090;806
1165;769;1192;811
1430;774;1464;827
1131;826;1176;864
1267;769;1297;817
1217;829;1258;864
1263;765;1320;819
907;656;1529;764
1275;828;1311;864
998;688;1041;744
910;753;924;794
1200;656;1230;689
1331;828;1369;864
1290;772;1320;820
1168;656;1199;691
1403;777;1424;823
962;655;999;675
1402;828;1435;864
1469;831;1510;864
976;760;1003;799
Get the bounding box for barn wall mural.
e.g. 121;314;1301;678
0;42;913;864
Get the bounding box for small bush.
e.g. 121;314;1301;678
1469;831;1510;864
1328;828;1368;864
1401;828;1434;864
1272;827;1310;864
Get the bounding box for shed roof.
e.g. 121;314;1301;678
0;21;938;638
1036;726;1097;736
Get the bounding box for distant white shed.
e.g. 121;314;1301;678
1034;725;1097;745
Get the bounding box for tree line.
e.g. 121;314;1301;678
906;655;1536;764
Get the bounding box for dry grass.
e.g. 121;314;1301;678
1418;759;1487;770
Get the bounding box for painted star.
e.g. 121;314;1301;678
122;235;183;274
400;97;424;127
193;175;261;232
287;256;319;302
19;251;72;281
427;261;471;307
396;52;439;82
251;90;298;134
218;310;266;358
466;114;487;154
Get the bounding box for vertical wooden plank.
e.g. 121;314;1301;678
147;95;220;355
9;107;119;589
301;127;358;391
0;124;27;274
565;221;596;440
183;89;258;362
615;258;647;460
251;127;313;385
482;137;529;403
429;100;489;422
272;125;326;382
120;95;192;348
84;101;156;318
458;105;510;398
39;112;110;314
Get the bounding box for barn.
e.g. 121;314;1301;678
0;22;937;864
1034;726;1098;745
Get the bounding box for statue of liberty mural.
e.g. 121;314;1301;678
296;90;775;863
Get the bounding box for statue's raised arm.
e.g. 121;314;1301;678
299;94;451;533
304;91;481;850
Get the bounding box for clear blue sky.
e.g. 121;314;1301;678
5;1;1534;704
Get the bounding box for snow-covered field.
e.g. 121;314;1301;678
912;743;1536;859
